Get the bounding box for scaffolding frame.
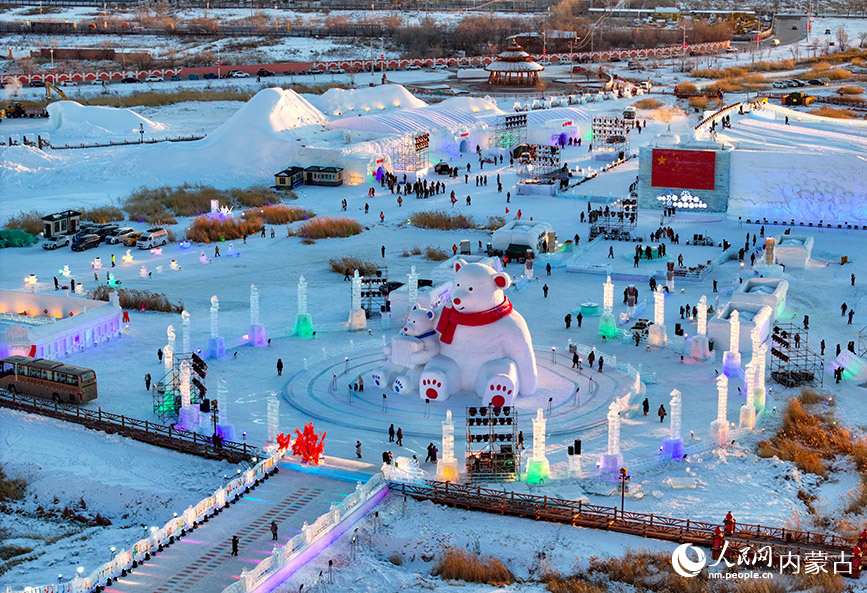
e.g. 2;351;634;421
588;199;639;240
151;353;205;422
516;144;562;183
859;325;867;357
769;323;825;388
493;113;528;150
465;406;520;482
591;116;630;157
392;132;430;172
360;266;391;317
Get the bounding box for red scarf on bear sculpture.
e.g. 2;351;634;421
436;297;513;344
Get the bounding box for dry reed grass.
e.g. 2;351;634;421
243;205;314;225
432;547;513;586
83;89;254;108
837;86;864;95
185;216;264;243
124;184;280;221
81;206;125;223
634;98;662;109
411;210;475;230
424;246;450;261
808;107;858;119
4;210;43;235
297;217;362;240
92;286;183;313
328;257;379;276
688;96;709;110
0;465;27;502
484;215;507;230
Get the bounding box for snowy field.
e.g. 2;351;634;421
1;50;867;592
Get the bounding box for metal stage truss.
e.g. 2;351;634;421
392;132;430;172
769;323;824;388
516;144;562;184
152;353;207;421
588;198;639;240
493;113;527;150
591;115;629;157
465;405;520;482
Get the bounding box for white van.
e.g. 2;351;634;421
137;227;168;249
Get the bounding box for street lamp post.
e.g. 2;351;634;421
49;47;55;85
139;123;144;144
618;466;630;518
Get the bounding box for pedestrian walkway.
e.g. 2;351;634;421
111;471;351;593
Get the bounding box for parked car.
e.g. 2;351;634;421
257;68;275;77
30;80;46;87
807;79;823;85
203;73;217;79
105;227;136;244
137;228;168;249
121;77;139;83
170;75;182;81
228;70;249;78
145;75;163;82
122;231;144;247
789;79;806;87
71;234;101;251
328;67;346;74
92;225;120;240
91;79;106;86
406;64;421;70
59;80;78;87
825;28;832;35
306;68;324;75
42;235;71;250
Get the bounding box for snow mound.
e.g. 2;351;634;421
46;100;166;139
309;84;426;117
436;96;504;115
0;145;61;183
204;87;327;144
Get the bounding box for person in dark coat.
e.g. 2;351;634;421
565;313;572;329
231;535;239;556
270;521;278;541
276;358;283;376
577;312;583;328
388;424;395;442
658;405;667;423
572;351;581;369
588;351;595;368
598;356;604;372
145;373;152;391
158;348;163;362
396;427;403;446
356;440;362;458
642;398;649;416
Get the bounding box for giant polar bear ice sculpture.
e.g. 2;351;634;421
419;259;537;407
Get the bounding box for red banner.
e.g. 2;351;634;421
651;149;716;191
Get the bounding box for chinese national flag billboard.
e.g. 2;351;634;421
651;149;716;191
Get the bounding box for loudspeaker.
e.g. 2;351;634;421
574;439;582;455
568;445;574;456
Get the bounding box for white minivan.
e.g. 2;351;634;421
137;227;168;249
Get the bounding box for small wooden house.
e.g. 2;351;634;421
305;166;344;187
42;210;81;238
274;166;305;190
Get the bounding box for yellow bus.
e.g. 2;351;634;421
0;356;98;404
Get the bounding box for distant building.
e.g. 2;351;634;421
485;41;544;87
274;166;305;190
42;210;81;238
304;166;344;186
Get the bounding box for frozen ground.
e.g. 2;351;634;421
2;77;867;592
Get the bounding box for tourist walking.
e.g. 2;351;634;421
658;405;667;423
396;427;403;446
276;358;283;376
642;398;649;416
356;440;362;458
231;535;239;556
389;424;395;442
270;521;278;541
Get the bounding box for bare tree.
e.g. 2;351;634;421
859;30;867;48
836;26;850;52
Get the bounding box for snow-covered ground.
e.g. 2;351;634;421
1;55;867;592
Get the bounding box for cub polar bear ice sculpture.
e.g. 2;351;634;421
370;305;440;394
420;259;537;407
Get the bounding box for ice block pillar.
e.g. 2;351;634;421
525;408;550;484
710;373;730;444
740;360;757;430
690;295;710;361
407;265;419;311
598;275;617;339
647;286;667;347
215;376;236;442
348;269;367;331
436;410;460;482
208;295;225;358
754;343;767;412
164;325;175;378
765;237;776;265
264;392;279;452
248;283;267;346
181;310;190;354
176;359;200;431
661;389;685;460
599;402;624;475
722;309;741;376
293;275;315;338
